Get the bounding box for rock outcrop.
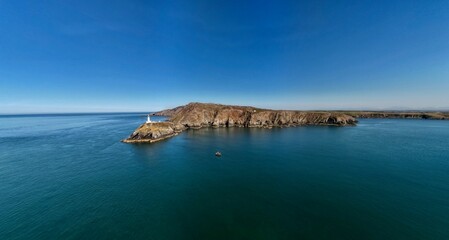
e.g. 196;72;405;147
123;103;357;143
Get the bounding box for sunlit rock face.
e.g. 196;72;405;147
164;102;357;128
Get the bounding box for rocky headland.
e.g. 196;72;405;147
123;103;449;143
123;102;357;143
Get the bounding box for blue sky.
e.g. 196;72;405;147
0;0;448;113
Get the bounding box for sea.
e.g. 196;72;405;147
0;113;448;240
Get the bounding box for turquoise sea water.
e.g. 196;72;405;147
0;113;448;239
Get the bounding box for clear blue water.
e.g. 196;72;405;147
1;113;448;239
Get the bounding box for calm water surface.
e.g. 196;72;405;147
0;113;448;239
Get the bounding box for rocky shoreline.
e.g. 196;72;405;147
123;103;357;143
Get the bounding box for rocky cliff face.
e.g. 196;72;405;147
164;103;357;130
123;103;357;143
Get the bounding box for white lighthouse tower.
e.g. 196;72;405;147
146;114;152;124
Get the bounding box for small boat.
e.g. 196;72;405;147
215;151;222;157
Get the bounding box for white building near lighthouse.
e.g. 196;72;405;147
146;114;152;123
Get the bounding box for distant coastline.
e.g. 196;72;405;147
340;111;449;120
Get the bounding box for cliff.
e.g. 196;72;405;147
123;103;357;143
164;102;356;130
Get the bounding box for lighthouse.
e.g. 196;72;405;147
146;114;152;123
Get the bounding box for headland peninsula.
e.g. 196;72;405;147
122;102;448;143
